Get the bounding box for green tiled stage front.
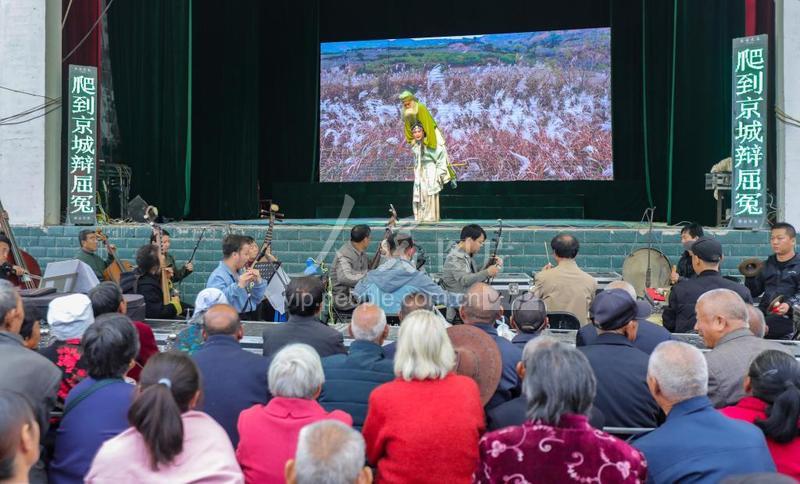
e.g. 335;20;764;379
11;221;773;304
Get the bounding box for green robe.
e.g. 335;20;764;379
403;102;439;150
75;249;113;281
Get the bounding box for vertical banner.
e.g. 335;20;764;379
67;65;98;225
731;35;768;229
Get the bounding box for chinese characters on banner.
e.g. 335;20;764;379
67;65;98;225
731;35;768;229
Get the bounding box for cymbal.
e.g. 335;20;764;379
738;257;764;278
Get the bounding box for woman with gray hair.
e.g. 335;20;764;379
362;310;484;484
476;339;647;483
236;344;353;483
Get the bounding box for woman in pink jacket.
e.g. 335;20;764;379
86;352;243;483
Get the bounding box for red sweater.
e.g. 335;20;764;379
720;396;800;480
128;321;158;381
362;373;485;484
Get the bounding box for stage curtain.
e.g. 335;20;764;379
107;0;190;219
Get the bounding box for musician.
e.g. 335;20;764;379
206;234;267;318
331;224;371;312
441;224;502;294
0;233;24;280
744;222;800;339
75;229;116;281
120;245;181;319
670;223;704;284
149;229;193;282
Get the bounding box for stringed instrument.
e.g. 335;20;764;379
143;206;171;305
250;202;283;283
485;219;503;282
96;229;134;283
369;204;397;269
0;199;42;289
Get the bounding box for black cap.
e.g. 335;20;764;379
689;237;723;263
511;293;547;332
590;289;637;331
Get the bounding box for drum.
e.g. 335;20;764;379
622;248;672;297
124;294;146;321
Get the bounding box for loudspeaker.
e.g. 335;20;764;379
127;195;149;222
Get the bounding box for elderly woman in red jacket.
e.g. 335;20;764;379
362;309;484;484
721;349;800;480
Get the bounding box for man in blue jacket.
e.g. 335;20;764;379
192;303;271;446
634;341;775;483
319;303;395;430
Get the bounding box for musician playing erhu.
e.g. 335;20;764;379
206;234;266;318
75;229;116;281
0;233;25;280
330;224;372;312
150;229;193;282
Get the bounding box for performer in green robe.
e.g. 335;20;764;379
399;90;458;189
410;123;451;222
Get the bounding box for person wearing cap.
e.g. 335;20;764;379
353;232;460;315
662;236;752;334
578;289;661;429
509;292;548;349
40;293;95;408
577;280;672;355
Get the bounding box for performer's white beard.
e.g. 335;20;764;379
402;103;419;123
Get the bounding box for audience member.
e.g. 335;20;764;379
41;293;94;406
579;289;661;428
486;336;605;431
634;341;776;482
447;324;502;406
0;281;59;483
460;283;521;408
88;281;158;380
576;280;671;354
362;310;484;484
50;314;139;484
319;303;394;430
747;304;768;338
237;344;352;483
720;350;800;479
0;390;40;484
353;232;460;315
662;237;752;333
331;224;372;312
173;287;229;355
20;301;42;350
508;292;548;349
695;288;791;407
192;304;270;446
206;234;266;317
285;420;372;484
531;232;596;324
382;292;449;359
477;340;645;483
86;352;242;483
120;245;181;319
261;276;346;358
671;222;704;283
745;222;800;339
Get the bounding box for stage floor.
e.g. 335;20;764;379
221;218;659;229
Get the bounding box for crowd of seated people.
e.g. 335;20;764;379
0;221;799;484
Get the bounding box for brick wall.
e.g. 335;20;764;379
11;224;773;303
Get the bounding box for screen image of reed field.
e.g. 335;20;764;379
319;28;612;183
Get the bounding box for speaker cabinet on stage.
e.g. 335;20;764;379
127;195;149;222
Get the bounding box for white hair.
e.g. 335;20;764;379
747;305;767;338
696;288;748;329
0;280;19;325
350;304;387;342
394;310;456;381
648;341;708;402
268;344;325;399
605;280;637;299
294;420;365;484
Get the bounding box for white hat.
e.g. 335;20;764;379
48;293;94;340
194;288;229;313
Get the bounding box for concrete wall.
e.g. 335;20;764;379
10;224;774;304
0;0;48;225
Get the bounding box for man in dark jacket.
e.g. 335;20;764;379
671;222;703;284
579;289;661;429
193;304;271;446
577;281;671;355
745;222;800;339
319;303;394;430
662;237;752;334
508;292;548;350
262;276;346;358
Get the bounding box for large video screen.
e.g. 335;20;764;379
319;28;612;182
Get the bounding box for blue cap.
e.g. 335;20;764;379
590;289;638;330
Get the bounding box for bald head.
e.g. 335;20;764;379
460;283;502;325
747;304;767;338
399;293;433;321
203;304;242;337
350;303;387;343
696;289;748;329
605;280;637;299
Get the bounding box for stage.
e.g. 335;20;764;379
11;219;773;304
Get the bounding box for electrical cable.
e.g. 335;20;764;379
0;98;61;123
62;0;116;63
61;0;74;29
0;105;61;126
0;85;55;100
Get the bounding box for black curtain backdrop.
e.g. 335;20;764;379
107;0;749;224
